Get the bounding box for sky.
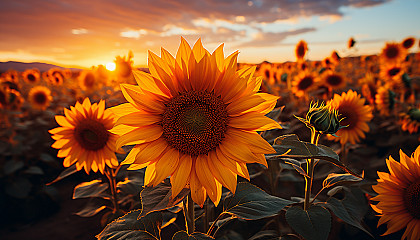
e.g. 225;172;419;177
0;0;419;68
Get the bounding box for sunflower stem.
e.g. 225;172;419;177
304;128;320;211
105;167;119;214
184;193;195;234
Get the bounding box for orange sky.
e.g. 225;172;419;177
0;0;418;69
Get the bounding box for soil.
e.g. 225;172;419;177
1;180;104;240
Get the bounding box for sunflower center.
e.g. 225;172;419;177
27;74;36;82
385;47;399;59
387;67;400;77
74;119;109;151
162;90;228;156
298;76;313;90
297;45;305;58
404;179;420;219
338;104;358;129
326;74;343;86
34;92;47;104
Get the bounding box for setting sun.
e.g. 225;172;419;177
105;62;116;71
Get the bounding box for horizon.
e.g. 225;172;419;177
1;0;419;69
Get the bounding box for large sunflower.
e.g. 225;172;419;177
110;38;281;207
327;90;373;145
49;98;122;174
28;86;52;110
371;146;420;240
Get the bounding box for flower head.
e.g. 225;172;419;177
78;70;97;92
28;86;52;110
292;72;318;98
380;42;407;64
399;107;420;134
402;37;416;49
110;38;281;207
22;69;40;84
298;101;342;135
375;87;396;116
49;98;122;174
371;146;420;240
348;37;356;49
327;90;373;145
295;40;308;61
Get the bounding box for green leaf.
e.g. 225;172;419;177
172;231;215;240
223;182;293;220
285;205;331;240
73;179;110;199
75;202;107;217
281;158;308;178
269;134;362;178
24;166;44;175
3;160;24;175
97;210;162;240
139;178;190;219
322;172;364;189
248;230;279;240
47;165;78;185
323;187;372;237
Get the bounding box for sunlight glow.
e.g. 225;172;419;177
106;62;116;71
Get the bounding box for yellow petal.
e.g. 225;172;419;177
152;148;179;186
226;128;276;154
115;111;162;127
207;150;237;194
171;154;192;198
195;154;220;206
109;103;139;117
229;112;281;131
190;166;207;207
116;124;163;149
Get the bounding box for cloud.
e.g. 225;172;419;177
236;27;317;48
0;0;391;66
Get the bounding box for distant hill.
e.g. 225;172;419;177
0;61;82;72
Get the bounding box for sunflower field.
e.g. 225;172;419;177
1;36;420;240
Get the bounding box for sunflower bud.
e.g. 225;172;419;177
297;102;342;135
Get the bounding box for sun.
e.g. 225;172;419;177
106;62;116;71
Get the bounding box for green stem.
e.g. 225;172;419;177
105;167;119;214
183;193;195;234
304;129;320;211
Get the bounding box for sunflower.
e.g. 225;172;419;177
327;90;373;145
322;57;333;69
257;62;276;85
399;107;420;134
114;51;135;84
295;40;308;61
322;71;346;90
78;70;97;92
49;98;122;174
380;42;407;64
110;38;281;207
0;84;9;109
402;37;416;50
22;69;40;84
380;64;405;82
292;72;317;98
371;146;420;240
375;87;396;116
7;88;24;111
330;51;341;65
47;68;65;86
360;72;378;106
348;37;356;49
28;86;52;110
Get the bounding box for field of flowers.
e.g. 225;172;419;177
1;37;420;240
